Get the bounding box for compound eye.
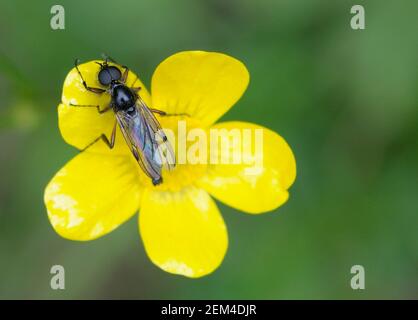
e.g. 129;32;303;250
98;69;112;85
107;66;121;81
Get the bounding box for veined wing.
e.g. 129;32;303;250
136;96;176;170
115;100;175;185
116;107;161;184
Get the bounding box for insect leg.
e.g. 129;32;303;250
69;103;112;114
127;74;141;92
74;59;106;94
121;66;129;83
149;108;190;117
149;108;166;115
81;120;117;151
129;74;141;88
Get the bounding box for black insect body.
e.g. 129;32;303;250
72;57;175;186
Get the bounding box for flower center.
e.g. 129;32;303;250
135;115;208;192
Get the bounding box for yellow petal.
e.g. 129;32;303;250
44;151;142;240
59;60;151;153
197;122;296;214
151;51;249;127
139;187;228;278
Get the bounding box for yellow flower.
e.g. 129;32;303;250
44;51;296;278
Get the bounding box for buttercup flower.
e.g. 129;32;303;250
44;51;296;278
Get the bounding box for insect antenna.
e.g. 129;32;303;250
101;53;119;65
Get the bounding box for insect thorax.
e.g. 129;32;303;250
112;84;136;112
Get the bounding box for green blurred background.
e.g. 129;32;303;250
0;0;417;299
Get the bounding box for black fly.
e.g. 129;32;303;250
71;56;175;186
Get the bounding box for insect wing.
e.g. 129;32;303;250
115;107;162;183
136;97;176;170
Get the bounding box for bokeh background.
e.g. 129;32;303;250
0;0;417;299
